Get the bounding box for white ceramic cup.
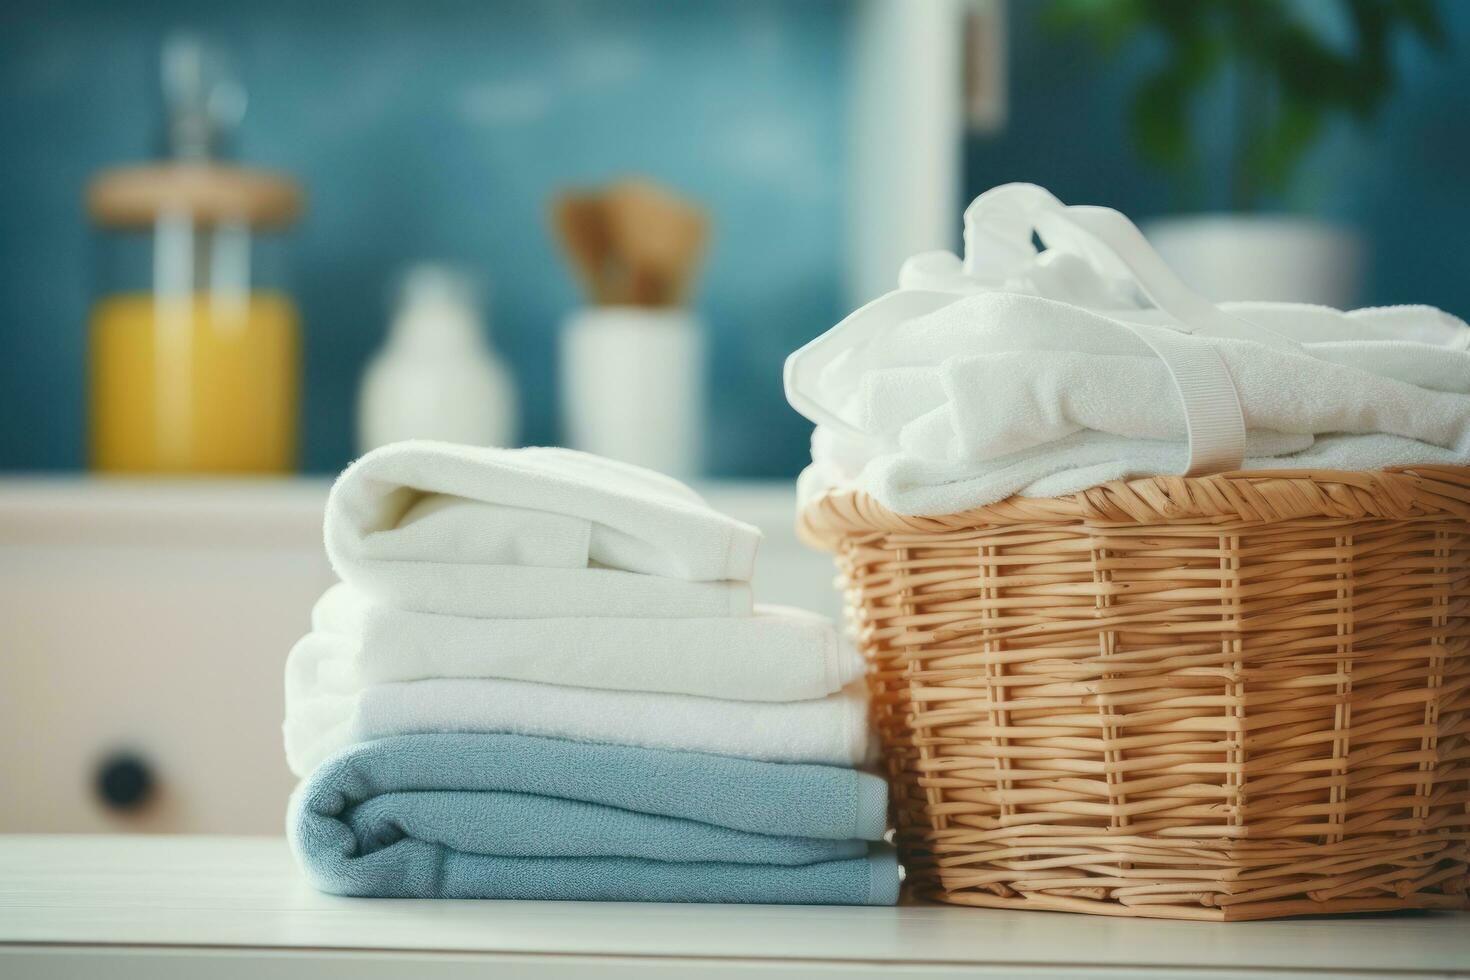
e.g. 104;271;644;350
560;307;704;478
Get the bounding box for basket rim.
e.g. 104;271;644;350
799;465;1470;544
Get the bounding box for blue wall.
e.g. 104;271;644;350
0;0;849;475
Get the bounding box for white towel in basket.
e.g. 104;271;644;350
821;431;1468;519
787;183;1470;516
874;298;1470;464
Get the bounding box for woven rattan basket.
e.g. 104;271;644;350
801;465;1470;920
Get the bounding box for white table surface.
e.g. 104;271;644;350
1;835;1467;978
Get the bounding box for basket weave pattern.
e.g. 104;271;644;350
801;467;1470;920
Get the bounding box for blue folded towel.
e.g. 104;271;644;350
291;733;898;905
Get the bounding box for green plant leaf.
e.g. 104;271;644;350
1041;0;1451;210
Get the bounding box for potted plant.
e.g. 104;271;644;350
1047;0;1446;307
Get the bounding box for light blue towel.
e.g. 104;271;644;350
344;792;870;865
291;733;898;905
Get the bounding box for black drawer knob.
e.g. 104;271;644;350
95;753;154;812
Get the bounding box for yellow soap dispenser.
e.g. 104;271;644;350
86;34;303;473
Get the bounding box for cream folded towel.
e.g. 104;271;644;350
293;583;863;703
324;441;761;617
283;676;872;777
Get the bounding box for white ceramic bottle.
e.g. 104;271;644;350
357;264;517;454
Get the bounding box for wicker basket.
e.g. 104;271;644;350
801;465;1470;920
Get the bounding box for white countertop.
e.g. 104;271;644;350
2;835;1466;978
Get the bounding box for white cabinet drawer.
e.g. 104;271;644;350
0;480;333;834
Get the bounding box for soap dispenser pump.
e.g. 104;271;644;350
357;264;518;453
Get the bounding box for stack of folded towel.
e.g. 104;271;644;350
284;441;898;905
786;183;1470;516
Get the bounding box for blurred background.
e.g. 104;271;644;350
2;0;1467;834
3;0;1468;477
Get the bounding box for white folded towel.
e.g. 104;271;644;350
325;441;762;617
283;675;872;777
337;564;752;619
293;583;863;702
